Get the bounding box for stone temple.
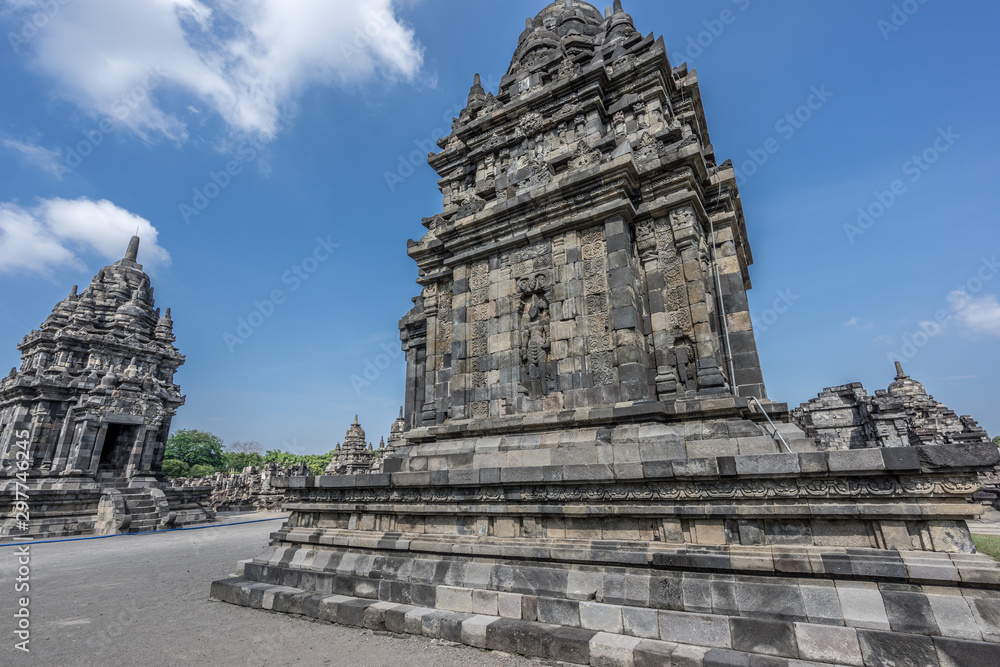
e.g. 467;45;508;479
324;416;384;475
0;237;213;539
214;3;1000;666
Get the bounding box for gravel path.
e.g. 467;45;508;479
0;513;539;667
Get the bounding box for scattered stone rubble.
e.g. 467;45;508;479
177;463;309;512
177;413;408;511
214;3;1000;666
0;237;214;540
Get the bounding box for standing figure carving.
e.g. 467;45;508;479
518;273;552;399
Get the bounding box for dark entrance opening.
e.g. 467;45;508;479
98;423;137;472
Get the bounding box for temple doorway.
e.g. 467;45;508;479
98;423;137;472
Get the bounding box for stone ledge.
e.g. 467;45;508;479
267;528;998;585
272;444;998;491
209;577;1000;667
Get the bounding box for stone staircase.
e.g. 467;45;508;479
117;488;164;533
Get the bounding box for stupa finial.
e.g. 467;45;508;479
124;235;140;262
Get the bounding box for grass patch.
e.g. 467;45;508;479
973;535;1000;561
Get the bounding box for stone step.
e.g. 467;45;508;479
128;522;160;533
210;578;1000;667
125;501;156;510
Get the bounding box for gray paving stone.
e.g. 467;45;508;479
731;618;798;658
857;629;940;667
794;623;863;667
658;609;732;648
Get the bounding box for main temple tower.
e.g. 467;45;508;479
215;4;1000;665
401;0;765;441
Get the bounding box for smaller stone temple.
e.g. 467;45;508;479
792;362;992;451
323;416;383;475
0;236;213;540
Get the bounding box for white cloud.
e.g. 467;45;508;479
0;198;169;277
950;290;1000;337
844;316;873;331
1;136;63;178
10;0;425;142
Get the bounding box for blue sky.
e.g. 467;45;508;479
0;0;997;453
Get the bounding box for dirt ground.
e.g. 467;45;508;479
0;513;538;667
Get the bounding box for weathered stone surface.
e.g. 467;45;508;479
730;618;797;658
857;629;940;667
933;636;1000;667
794;623;863;667
658;610;731;648
836;581;891;631
589;632;642;667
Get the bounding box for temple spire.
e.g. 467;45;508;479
467;73;486;106
124;236;140;262
894;361;908;379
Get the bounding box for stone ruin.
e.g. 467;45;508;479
794;362;999;510
792;362;991;451
177;462;309;512
0;236;214;540
173;413;410;511
213;3;1000;666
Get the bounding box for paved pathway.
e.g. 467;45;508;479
0;513;537;667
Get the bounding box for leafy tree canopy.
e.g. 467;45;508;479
189;464;217;478
161;459;190;478
165;430;225;468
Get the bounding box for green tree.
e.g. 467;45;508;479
165;430;225;468
161;459;190;478
994;436;1000;447
224;441;264;471
189;464;217;478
